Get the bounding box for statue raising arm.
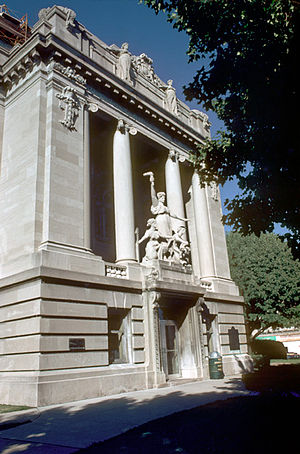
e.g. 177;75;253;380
143;172;158;207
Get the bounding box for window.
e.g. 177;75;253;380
108;308;130;364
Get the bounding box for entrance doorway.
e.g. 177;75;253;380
160;320;180;378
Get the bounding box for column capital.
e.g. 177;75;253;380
168;148;178;161
117;118;138;136
168;148;186;163
117;118;129;134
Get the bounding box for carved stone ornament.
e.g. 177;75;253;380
56;86;80;131
200;111;211;130
131;53;162;87
51;62;86;85
146;267;160;289
65;8;76;29
38;6;76;29
38;8;50;21
88;103;98;113
149;290;161;309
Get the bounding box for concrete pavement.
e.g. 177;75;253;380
0;377;251;453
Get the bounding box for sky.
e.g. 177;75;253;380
3;0;262;232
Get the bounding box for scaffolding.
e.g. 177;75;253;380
0;4;30;46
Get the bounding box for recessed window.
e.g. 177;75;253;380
108;308;130;364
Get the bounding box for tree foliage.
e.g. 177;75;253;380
142;0;300;256
227;232;300;338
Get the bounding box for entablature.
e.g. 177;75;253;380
0;5;210;153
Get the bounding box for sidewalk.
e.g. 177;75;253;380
0;377;250;454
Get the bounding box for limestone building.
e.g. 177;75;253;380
0;6;250;406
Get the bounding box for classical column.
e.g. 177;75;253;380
165;149;186;234
83;105;91;250
113;119;136;263
192;171;215;278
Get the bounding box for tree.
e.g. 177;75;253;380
226;232;300;339
142;0;300;256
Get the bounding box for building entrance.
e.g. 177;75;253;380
160;320;180;378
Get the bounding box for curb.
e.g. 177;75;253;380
0;408;40;430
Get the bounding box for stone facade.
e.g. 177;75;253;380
0;6;251;407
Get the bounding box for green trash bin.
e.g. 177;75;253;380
209;351;224;379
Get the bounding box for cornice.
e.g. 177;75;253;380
0;22;208;150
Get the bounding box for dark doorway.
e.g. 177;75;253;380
160;320;180;377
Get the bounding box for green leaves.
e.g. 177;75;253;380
227;232;300;336
142;0;300;255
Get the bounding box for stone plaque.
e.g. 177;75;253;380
228;327;240;351
69;338;85;351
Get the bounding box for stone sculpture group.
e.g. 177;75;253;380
109;42;178;115
138;172;190;267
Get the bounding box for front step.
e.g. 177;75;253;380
167;378;201;387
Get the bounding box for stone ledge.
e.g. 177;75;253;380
0;265;142;294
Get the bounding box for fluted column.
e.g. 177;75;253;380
192;171;215;278
165;149;186;234
113;119;136;263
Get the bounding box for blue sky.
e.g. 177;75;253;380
5;0;280;233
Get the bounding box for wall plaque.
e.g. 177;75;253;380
69;338;85;351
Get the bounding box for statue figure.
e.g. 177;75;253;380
65;8;76;29
146;172;187;237
160;79;178;115
142;172;172;239
110;42;132;83
169;226;191;266
138;218;160;263
141;172;189;265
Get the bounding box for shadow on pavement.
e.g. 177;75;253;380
0;379;249;453
74;393;299;454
